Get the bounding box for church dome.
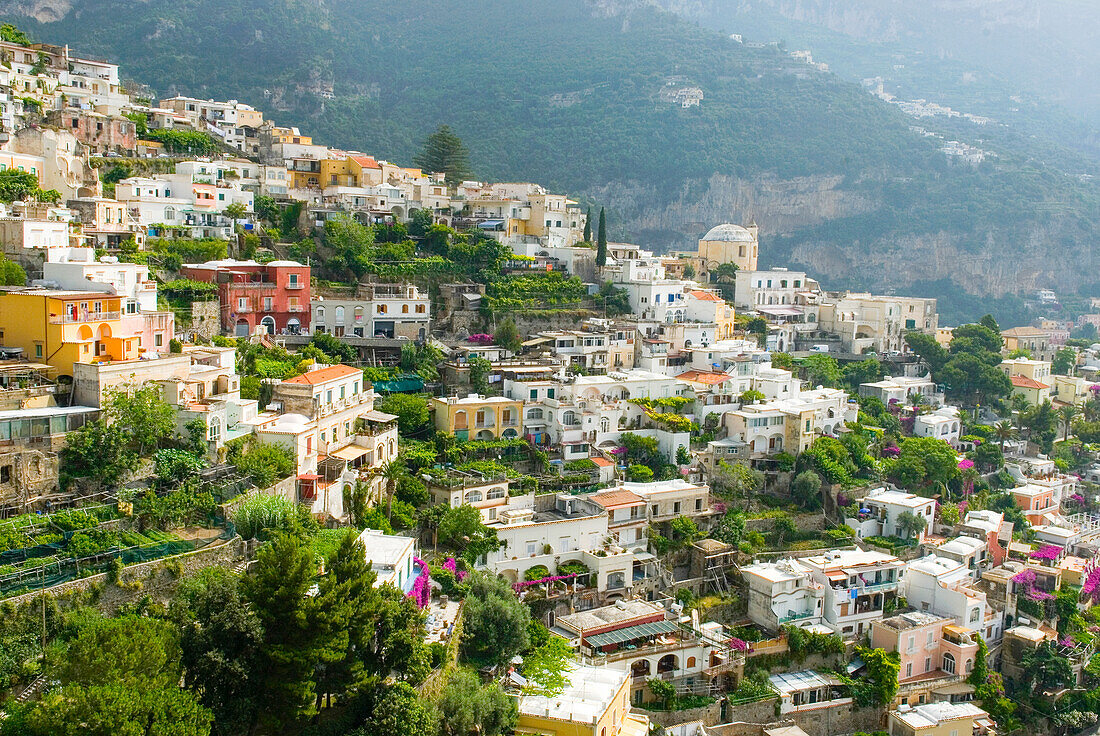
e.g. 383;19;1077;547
701;224;754;243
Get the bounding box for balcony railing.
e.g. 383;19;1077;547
286;283;305;290
287;305;305;313
50;311;121;324
779;610;817;624
232;282;276;290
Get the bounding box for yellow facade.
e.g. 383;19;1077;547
431;396;523;441
320;158;353;188
0;291;139;375
515;667;645;736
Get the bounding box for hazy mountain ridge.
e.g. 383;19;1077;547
2;0;1098;318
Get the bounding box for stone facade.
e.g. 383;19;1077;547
0;449;59;510
190;300;221;341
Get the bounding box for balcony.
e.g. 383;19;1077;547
779;610;817;624
286;283;305;290
50;310;121;324
287;305;305;313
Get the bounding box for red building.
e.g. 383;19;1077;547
181;259;310;336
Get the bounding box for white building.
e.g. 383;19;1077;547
42;248;159;312
721;387;858;458
898;555;1004;644
311;283;430;340
801;549;906;638
357;528;418;594
859;375;940;406
846;489;937;543
741;557;827;632
734;268;819;309
115;171;253;240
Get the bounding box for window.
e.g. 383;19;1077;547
651;504;659;517
695;498;702;511
402;304;409;313
377;304;387;314
905;662;912;678
673;501;681;514
263;296;273;312
415;304;426;314
924;657;931;672
154;334;163;347
530;389;538;400
34;344;43;359
0;465;10;483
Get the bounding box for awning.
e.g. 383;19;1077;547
584;619;680;648
757;306;803;317
522;336;554;347
362;410;398;423
331;445;370;462
476;219;505;229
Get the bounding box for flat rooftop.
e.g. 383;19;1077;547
518;664;627;725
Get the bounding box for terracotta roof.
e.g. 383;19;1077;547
1001;326;1048;337
349;155;381;169
1010;375;1049;390
284;364;362;385
676;370;733;385
591;489;645;509
689;290;724;302
591;457;615;467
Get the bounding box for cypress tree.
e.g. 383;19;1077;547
582;207;592;242
596;207;607;267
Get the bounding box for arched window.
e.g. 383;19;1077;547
527;408;543;420
315;306;325;322
453;410;467;430
562;410;576;426
164;206;176;221
388;439;395;455
965;659;973;674
464;490;482;503
686;657;696;668
335;306;345;323
943;652;956;674
600;417;610;433
402;304;409;313
487;486;506;500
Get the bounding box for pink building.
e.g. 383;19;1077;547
1011;484;1057;524
871;611;979;684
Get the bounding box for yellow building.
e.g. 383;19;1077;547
272;126;312;145
888;702;992;736
515;665;648;736
682;223;759;279
0;290;140;375
348;155;384;187
431;394;523;441
320;157;354;188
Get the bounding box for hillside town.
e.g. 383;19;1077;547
1;27;1100;736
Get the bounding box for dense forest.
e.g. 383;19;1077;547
3;0;1098;322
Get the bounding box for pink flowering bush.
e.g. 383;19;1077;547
729;638;750;652
958;459;975;470
407;557;431;608
1011;569;1037;587
467;334;494;344
882;446;901;457
1029;545;1062;562
1082;566;1100;605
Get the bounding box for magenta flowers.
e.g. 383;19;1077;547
407;556;431;608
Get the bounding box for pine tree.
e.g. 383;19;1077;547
241;532;319;729
596;207;608;267
413;124;472;186
582;207;592;242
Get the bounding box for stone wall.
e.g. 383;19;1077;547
3;536;252;614
644;700;725;728
788;704;885;736
191;300;221;341
706;702;883;736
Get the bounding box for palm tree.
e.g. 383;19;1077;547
994;420;1018;451
1083;397;1100;423
897;511;928;540
1011;395;1030;431
381;459;406;522
1057;405;1079;442
909;392;928;415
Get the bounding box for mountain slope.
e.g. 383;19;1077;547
3;0;1098;322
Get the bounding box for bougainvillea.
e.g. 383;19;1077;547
407;556;431;608
729;638;750;652
1029;545;1062;562
958;459;975;470
467;334;494;344
442;556;468;582
882;446;901;457
1081;566;1100;605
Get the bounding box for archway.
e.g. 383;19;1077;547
631;660;651;678
475;429;494;441
260;316;275;334
235;319;249;337
657;654;678;674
